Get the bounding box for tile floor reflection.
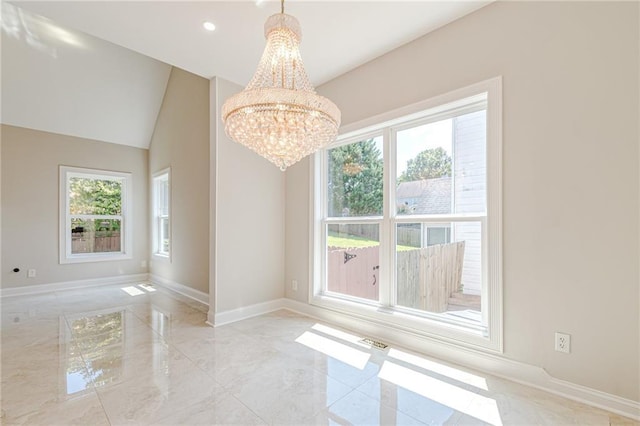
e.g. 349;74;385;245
1;283;637;425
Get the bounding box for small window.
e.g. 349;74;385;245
153;169;170;258
59;166;132;264
426;225;451;246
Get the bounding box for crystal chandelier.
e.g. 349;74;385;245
221;0;341;171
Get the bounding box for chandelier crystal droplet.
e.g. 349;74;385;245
221;2;341;171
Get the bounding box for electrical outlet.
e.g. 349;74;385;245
141;260;147;268
27;269;36;278
292;280;298;291
555;332;571;353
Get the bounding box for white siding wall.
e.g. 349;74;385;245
453;110;486;295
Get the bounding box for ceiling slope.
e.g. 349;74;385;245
1;3;172;149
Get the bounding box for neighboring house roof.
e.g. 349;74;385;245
396;176;451;214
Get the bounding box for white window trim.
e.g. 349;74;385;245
59;166;133;264
311;77;503;352
152;168;171;261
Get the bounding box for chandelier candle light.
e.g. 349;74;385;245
221;0;341;171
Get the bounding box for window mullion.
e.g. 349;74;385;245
394;213;487;223
380;127;394;308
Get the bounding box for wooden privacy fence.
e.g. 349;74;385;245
397;226;421;247
327;246;380;301
328;241;465;313
396;242;465;313
72;233;121;253
331;224;421;247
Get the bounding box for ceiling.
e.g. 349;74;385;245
2;0;492;148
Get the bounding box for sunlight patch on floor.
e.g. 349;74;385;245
378;361;502;426
387;348;488;391
121;286;144;296
311;323;364;345
138;283;156;292
295;331;371;370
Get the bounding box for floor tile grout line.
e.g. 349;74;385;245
228;392;270;425
88;380;114;426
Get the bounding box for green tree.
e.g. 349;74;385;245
329;140;383;216
398;147;451;183
69;177;122;232
69;177;122;215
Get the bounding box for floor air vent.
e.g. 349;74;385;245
359;338;388;350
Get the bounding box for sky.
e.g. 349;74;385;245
372;118;453;175
396;118;452;175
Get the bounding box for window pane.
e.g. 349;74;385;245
327;223;379;301
396;111;486;215
396;120;452;215
156;176;169;216
69;177;122;215
327;137;383;217
160;217;169;254
396;222;482;322
71;218;122;254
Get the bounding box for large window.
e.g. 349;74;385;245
152;169;170;258
59;166;132;264
314;79;502;351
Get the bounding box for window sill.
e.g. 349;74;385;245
152;253;171;262
310;293;500;353
60;252;132;264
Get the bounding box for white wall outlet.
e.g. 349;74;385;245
141;260;147;268
555;332;571;353
27;269;36;278
292;280;298;291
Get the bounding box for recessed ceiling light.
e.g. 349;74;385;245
203;21;216;32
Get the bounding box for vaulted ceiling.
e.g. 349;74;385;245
2;1;492;149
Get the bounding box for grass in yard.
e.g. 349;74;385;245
327;232;418;251
327;232;377;248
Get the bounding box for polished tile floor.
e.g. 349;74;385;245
1;283;637;425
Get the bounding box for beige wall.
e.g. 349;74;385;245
285;156;310;301
148;67;210;294
286;1;639;401
1;125;148;287
211;77;285;314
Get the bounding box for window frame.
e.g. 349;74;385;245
152;168;171;260
311;77;503;352
59;166;133;264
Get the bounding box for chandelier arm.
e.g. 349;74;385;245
281;0;284;14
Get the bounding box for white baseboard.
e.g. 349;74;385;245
281;298;640;421
149;274;209;305
546;376;640;421
213;298;287;326
0;273;150;298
